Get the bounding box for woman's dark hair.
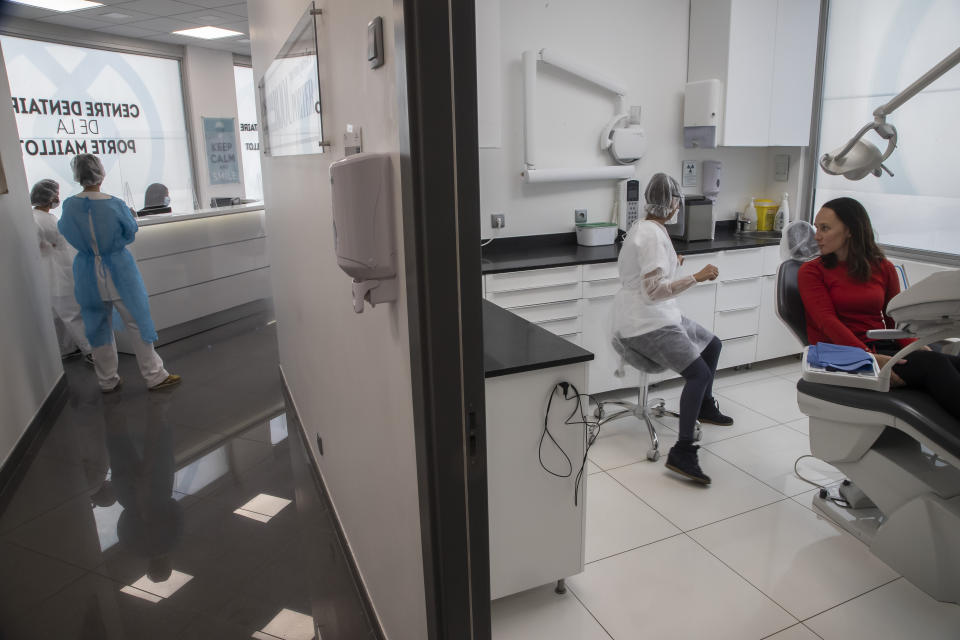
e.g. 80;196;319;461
820;197;885;281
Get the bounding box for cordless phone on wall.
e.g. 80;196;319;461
619;179;640;232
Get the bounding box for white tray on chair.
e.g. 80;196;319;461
800;346;884;391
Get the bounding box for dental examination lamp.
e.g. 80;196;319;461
820;46;960;180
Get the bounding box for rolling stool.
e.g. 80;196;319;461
593;336;701;462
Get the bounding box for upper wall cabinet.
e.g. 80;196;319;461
688;0;820;147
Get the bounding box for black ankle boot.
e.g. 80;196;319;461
698;397;733;426
666;440;711;484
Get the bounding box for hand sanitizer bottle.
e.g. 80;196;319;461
744;198;758;231
774;193;789;232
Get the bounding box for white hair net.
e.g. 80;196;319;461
643;173;683;220
71;153;105;187
30;179;59;208
779;220;819;262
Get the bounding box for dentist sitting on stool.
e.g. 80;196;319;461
612;172;733;484
58;154;180;393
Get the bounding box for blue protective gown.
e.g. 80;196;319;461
58;195;157;347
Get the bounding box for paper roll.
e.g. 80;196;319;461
522;166;635;183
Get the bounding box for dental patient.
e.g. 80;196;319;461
798;197;960;420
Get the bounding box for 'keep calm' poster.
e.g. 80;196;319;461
203;117;240;185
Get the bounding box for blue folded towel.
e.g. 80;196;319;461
807;343;875;374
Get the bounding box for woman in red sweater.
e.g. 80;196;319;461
798;197;960;420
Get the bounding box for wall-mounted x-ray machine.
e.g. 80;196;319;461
521;49;645;183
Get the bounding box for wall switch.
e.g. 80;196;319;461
682;160;698;187
491;214;505;229
774;153;790;181
574;209;587;223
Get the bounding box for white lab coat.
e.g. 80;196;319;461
613;220;696;337
33;207;91;355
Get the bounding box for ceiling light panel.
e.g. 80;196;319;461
172;26;244;40
9;0;103;11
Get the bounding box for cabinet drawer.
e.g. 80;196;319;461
582;262;619;282
718;248;763;281
485;265;581;293
508;299;581;324
582;278;620;299
677;252;719;280
486;282;582;308
718;335;759;370
716;278;762;311
537;316;582;336
761;245;781;276
714;306;760;340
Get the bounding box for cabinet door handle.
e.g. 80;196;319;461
537;315;579;324
716;306;759;313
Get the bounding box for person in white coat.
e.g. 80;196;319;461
31;179;94;365
612;173;734;484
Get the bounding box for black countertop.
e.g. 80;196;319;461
481;230;781;274
483;300;593;378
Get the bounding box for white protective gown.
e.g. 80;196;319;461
612;220;714;372
33;207;91;355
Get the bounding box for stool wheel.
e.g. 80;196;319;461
647;448;660;462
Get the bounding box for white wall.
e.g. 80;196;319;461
478;0;806;238
247;2;426;639
183;45;247;208
0;43;63;468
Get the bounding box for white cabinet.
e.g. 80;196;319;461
756;273;804;361
678;282;717;332
581;285;639;393
688;0;820;147
485;244;798;395
486;362;588;599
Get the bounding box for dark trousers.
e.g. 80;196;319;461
880;348;960;421
677;336;722;441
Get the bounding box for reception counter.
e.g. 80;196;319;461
118;203;271;350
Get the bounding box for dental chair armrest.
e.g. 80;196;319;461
866;329;915;340
876;327;960;391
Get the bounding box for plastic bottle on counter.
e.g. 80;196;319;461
743;198;758;231
774;193;789;232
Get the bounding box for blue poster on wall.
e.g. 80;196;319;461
203;117;240;185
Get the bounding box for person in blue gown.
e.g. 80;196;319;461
58;154;181;393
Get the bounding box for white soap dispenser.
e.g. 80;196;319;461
743;198;758;231
774;193;789;232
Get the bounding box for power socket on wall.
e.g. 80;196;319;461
574;209;587;224
491;214;505;229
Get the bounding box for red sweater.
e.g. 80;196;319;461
798;257;908;351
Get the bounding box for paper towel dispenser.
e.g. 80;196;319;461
329;152;398;313
683;79;722;149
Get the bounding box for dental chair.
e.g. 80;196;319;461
593;336;700;462
776;261;960;604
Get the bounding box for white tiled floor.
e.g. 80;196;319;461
491;358;960;640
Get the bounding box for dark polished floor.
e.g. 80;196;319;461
0;314;378;640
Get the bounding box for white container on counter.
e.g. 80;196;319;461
575;222;618;246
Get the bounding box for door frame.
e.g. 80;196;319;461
395;0;490;637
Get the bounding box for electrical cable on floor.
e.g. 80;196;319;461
793;454;850;508
540;382;601;506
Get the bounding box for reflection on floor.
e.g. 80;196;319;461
0;314;378;640
492;357;960;640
